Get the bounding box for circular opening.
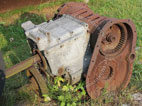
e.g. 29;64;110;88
102;66;113;80
107;66;113;79
130;54;135;60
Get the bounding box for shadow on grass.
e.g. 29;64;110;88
0;12;46;106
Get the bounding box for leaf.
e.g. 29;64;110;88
0;21;5;25
58;95;65;101
42;94;51;102
60;102;65;106
62;85;69;91
81;89;86;96
67;103;71;106
72;102;77;106
54;77;64;87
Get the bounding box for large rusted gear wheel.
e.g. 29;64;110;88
56;2;137;99
0;52;5;97
100;23;128;57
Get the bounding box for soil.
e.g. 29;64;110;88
0;0;53;13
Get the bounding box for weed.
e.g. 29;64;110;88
44;76;86;106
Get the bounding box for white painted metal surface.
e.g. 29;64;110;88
22;15;92;84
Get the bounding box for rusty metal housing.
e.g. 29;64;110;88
56;2;137;99
0;2;137;99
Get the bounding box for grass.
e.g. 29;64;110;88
0;13;45;106
0;0;142;105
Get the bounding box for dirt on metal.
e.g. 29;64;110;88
56;2;137;99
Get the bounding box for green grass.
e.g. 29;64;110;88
0;0;142;105
0;13;46;106
88;0;142;47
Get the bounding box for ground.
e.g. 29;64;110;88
0;0;52;13
0;0;142;106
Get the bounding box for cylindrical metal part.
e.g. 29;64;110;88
5;54;41;78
